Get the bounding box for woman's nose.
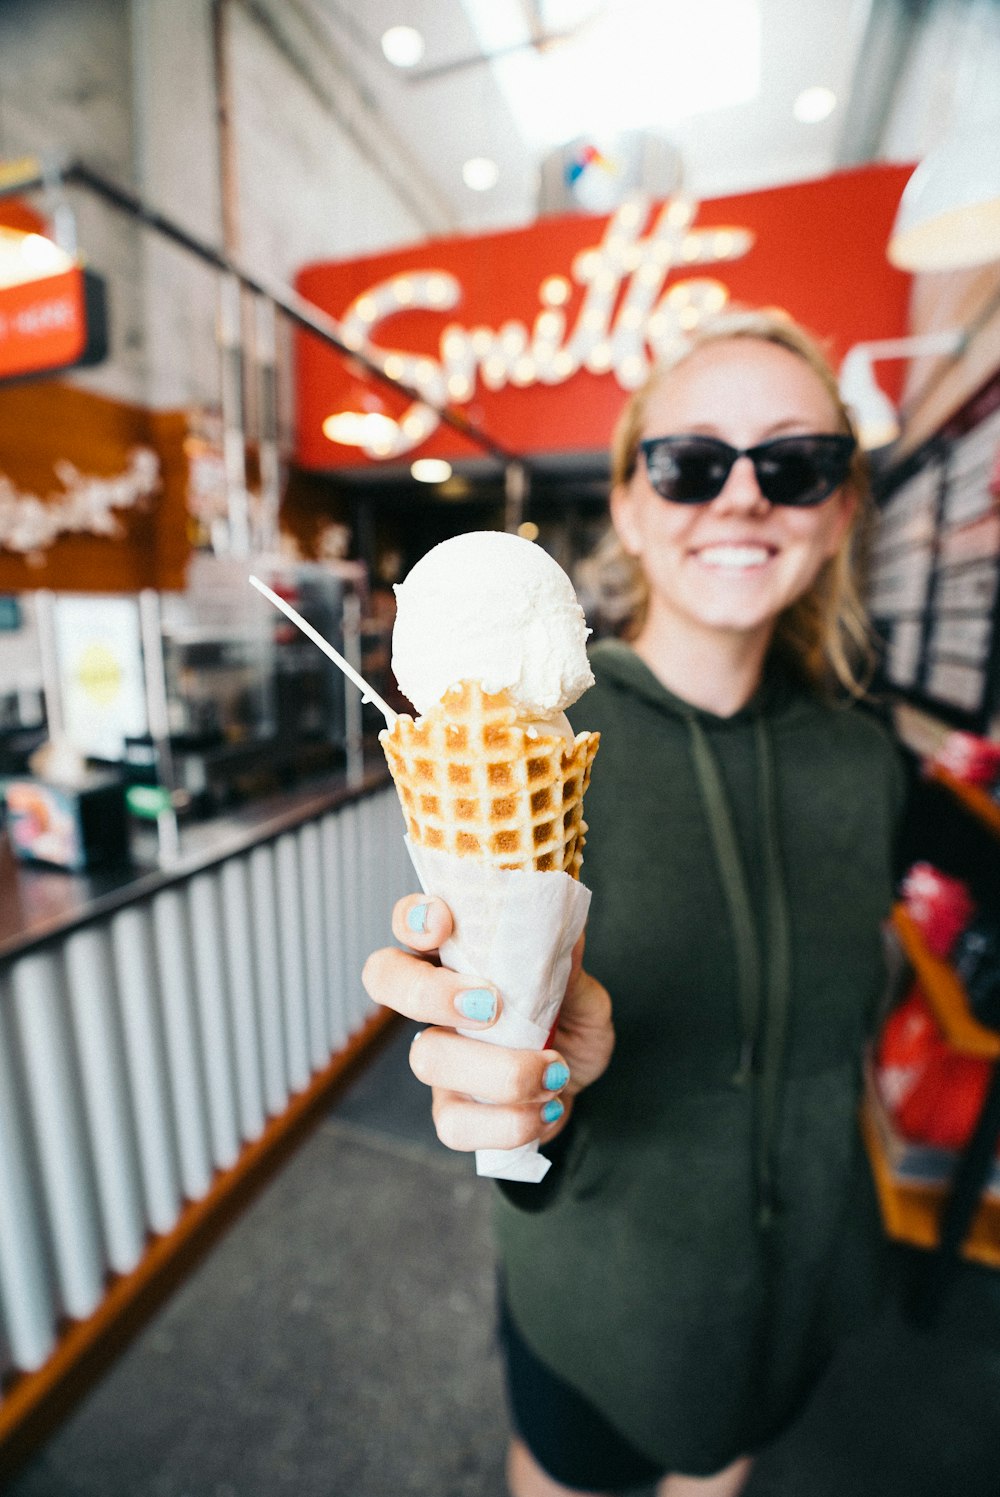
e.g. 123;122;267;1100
712;454;771;515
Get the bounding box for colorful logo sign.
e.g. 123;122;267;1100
565;142;618;189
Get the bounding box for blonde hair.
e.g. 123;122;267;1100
584;305;875;696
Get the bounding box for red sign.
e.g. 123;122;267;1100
295;163;914;472
0;265;107;382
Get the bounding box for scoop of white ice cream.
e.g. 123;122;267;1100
392;531;594;718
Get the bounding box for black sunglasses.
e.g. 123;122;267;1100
639;432;856;508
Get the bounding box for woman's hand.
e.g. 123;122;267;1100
361;894;614;1153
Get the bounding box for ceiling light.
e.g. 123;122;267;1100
888;118;1000;271
381;25;425;68
462;157;499;191
793;86;836;124
411;458;453;483
462;0;760;150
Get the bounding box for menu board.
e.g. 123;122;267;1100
867;366;1000;726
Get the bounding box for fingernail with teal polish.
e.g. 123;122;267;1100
406;903;429;934
456;988;497;1023
541;1099;565;1125
543;1062;570;1092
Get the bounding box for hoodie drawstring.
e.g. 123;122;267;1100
684;713;793;1227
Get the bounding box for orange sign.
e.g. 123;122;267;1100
0;265;107;382
295;163;914;471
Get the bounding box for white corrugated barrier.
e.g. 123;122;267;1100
0;785;410;1394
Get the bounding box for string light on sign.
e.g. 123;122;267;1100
401;408;436;444
482;354;508;390
534;310;564;343
501;322;527;354
616;200;647;230
322;411;400;448
540;276;573;307
325;197;756;456
667;198;696;228
353;294;378;326
586;342;615;374
618;354;647;389
426;274;454;306
446;372;474;401
572;248;602;282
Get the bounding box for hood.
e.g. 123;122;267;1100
587;638;805;727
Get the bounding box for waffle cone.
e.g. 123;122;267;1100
380;680;600;878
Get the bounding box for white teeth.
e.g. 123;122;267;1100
696;545;771;568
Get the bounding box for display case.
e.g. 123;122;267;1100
0;594;46;775
146;554;367;811
868;365;1000;729
1;558;370;821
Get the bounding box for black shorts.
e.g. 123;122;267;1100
498;1290;665;1492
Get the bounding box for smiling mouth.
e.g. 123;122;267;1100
693;544;776;570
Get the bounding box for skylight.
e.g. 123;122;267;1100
459;0;761;150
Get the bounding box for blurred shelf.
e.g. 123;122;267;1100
861;1098;1000;1269
928;763;1000;840
892;903;1000;1060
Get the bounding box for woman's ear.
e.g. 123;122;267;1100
610;482;641;557
824;486;858;560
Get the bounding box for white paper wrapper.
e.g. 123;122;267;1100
405;838;592;1182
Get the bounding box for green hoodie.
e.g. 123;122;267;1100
494;639;906;1474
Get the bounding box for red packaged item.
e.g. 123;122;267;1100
895;1050;992;1151
876;986;946;1112
900;862;976;959
876;986;993;1152
930;731;1000;788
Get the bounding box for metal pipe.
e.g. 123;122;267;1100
252;294;282;554
0;157;526;468
31;589;63;741
138;589;181;863
217;271;251;556
212;0;241;262
504;461;529;534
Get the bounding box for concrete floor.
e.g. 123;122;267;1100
6;1018;1000;1496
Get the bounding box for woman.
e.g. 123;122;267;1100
363;309;905;1496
